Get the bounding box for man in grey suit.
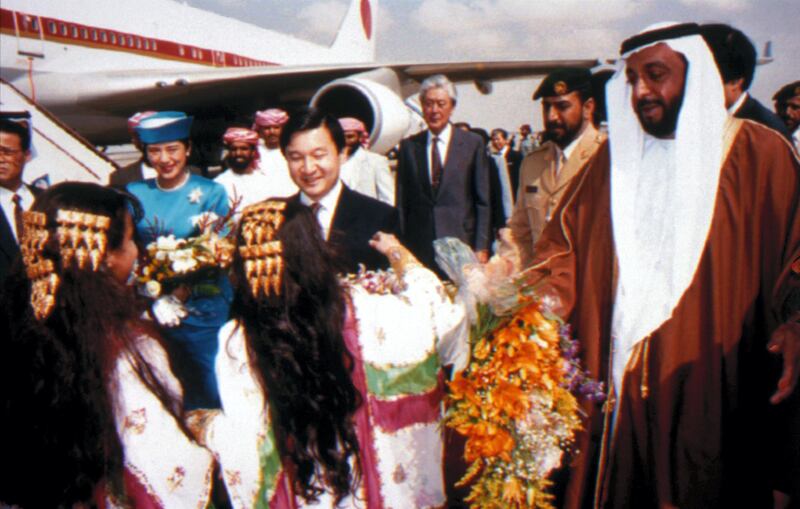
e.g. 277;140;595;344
395;74;491;274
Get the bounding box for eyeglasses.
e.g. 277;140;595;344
0;147;24;157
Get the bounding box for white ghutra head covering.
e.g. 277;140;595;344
606;23;727;356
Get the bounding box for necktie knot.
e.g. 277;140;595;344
310;202;321;215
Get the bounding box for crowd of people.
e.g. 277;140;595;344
1;20;798;509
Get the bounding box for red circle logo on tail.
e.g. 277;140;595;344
360;0;372;40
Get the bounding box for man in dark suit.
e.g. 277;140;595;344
396;74;491;273
702;23;791;139
280;107;399;273
0;116;41;284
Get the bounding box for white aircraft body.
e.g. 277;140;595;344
1;0;598;155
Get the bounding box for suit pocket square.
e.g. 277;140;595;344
526;185;538;193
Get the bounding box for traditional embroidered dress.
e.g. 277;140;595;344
102;335;214;508
205;266;469;508
128;174;231;409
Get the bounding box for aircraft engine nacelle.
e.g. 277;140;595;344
310;69;410;155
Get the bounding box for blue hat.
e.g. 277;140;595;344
135;111;193;144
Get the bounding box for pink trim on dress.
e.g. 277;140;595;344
343;301;386;509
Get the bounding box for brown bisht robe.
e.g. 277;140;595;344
526;118;800;508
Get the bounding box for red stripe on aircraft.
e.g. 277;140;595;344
1;8;277;68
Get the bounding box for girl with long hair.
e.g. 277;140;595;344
192;199;469;508
1;182;213;508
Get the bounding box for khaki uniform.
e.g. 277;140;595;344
508;124;606;267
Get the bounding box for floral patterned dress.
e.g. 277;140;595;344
204;266;469;509
103;335;214;508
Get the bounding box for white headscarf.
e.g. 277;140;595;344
606;22;727;388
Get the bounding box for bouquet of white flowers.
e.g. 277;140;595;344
137;213;235;326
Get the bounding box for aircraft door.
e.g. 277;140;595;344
14;12;45;58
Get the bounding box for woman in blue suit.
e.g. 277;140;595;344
127;111;230;409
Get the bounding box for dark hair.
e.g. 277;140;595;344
0;118;31;151
0;182;186;507
279;107;345;155
702;23;757;90
229;199;361;504
490;128;508;139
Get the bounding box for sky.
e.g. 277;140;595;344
187;0;799;132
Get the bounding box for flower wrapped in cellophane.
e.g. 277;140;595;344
137;212;235;300
434;232;604;509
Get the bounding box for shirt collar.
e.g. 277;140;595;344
727;91;748;115
300;178;343;210
428;123;453;146
562;129;584;160
0;183;33;201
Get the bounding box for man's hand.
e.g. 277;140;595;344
475;249;489;264
769;321;800;404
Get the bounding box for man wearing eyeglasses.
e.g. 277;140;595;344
0;116;38;284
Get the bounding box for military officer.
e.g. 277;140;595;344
507;68;606;267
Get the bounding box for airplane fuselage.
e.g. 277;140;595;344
0;0;375;144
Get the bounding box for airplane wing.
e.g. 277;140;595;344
34;58;600;150
44;59;600;112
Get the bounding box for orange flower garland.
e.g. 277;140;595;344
446;300;586;509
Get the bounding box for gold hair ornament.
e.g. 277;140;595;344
238;201;286;297
55;209;111;271
19;211;60;320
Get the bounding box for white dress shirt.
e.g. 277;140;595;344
0;184;35;241
300;179;343;241
727;91;748;116
427;123;453;182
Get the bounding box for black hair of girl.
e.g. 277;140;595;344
229;198;362;504
0;182;187;507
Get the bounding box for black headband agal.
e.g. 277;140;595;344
620;23;701;55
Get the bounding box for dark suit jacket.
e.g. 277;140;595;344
395;128;491;271
735;95;792;141
1;185;42;285
291;185;399;273
506;148;523;198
